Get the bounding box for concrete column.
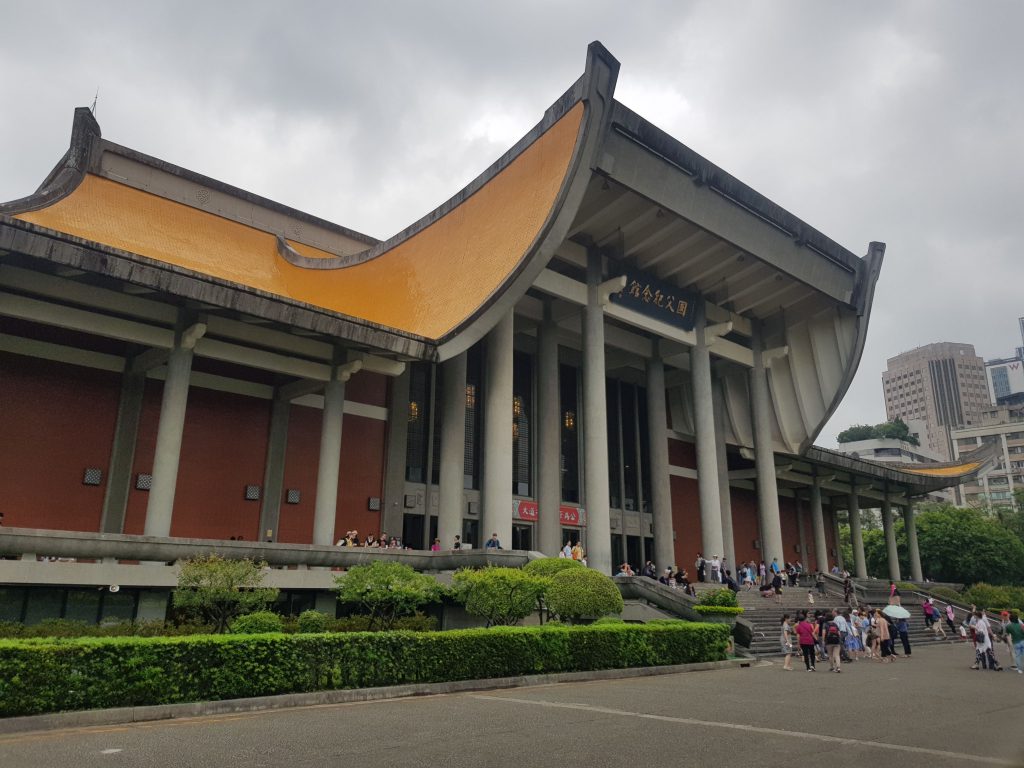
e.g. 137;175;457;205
881;495;901;582
482;311;514;549
438;352;467;552
749;324;784;568
144;344;194;537
312;377;346;546
382;368;411;537
810;475;828;573
258;396;291;542
537;309;562;556
692;303;725;565
847;488;867;578
795;496;807;569
646;354;673;574
712;374;736;574
101;366;145;534
421;364;438;550
583;250;612;573
904;502;923;581
831;501;845;571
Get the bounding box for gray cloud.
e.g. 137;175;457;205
2;1;1021;442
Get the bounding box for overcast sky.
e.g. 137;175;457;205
3;1;1022;445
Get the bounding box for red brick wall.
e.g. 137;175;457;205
3;352;389;544
669;475;700;569
730;487;760;566
0;353;119;531
667;438;696;469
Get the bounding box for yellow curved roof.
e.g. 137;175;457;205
15;103;584;340
899;462;982;478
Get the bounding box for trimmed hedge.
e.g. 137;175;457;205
0;623;729;717
692;606;744;616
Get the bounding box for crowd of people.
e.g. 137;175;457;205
335;530;406;548
778;599;1024;674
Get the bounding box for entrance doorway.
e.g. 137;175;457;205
512;524;533;551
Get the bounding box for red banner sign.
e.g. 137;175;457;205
511;501;584;526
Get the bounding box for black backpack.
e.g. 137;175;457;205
825;621;841;644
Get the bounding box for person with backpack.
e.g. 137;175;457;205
824;610;843;672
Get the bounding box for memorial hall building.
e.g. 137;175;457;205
0;44;990;622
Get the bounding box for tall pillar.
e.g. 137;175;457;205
258;395;291;542
101;365;145;534
904;502;923;581
144;339;196;538
881;494;901;582
583;250;612;573
847;487;867;578
810;475;828;573
712;374;736;574
831;501;845;571
795;496;807;569
482;311;514;549
382;368;411;537
692;302;724;564
537;309;562;556
438;352;467;551
312;376;346;546
646;354;673;575
749;324;784;568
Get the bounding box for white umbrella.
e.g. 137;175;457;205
883;605;911;619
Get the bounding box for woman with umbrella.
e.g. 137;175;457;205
885;604;913;656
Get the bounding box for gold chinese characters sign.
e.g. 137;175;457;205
609;271;697;331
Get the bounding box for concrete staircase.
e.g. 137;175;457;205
689;579;952;657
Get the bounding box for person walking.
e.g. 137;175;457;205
759;560;767;587
781;614;795;671
945;603;958;636
824;611;843;672
896;615;912;657
1004;612;1024;674
875;609;894;662
795;612;817;671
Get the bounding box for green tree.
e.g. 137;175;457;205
836;418;919;446
522;557;584;577
545;568;624;622
333;561;442;630
172;554;279;633
451;567;551;626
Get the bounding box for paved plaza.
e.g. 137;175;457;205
2;643;1022;768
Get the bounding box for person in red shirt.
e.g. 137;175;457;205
795;611;818;671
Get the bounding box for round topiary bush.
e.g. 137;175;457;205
229;610;283;634
296;609;329;634
697;588;738;607
545;567;624;622
523;557;584;578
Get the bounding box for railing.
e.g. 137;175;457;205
614;576;702;621
0;527;536;571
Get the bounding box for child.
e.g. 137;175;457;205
807;590;815;605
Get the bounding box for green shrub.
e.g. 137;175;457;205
962;583;1013;611
546;568;624;622
523;557;584;578
334;562;443;630
692;606;745;616
172;555;278;633
593;616;625;625
0;619;214;639
697;588;738;607
296;610;329;634
451;567;551;627
0;622;730;716
229;611;283;634
927;586;963;603
326;614;437;633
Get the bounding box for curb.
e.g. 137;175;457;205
0;657;750;735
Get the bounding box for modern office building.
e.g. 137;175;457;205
953;404;1024;509
0;44;992;622
882;343;989;461
986;355;1024;406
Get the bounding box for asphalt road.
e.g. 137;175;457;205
2;642;1022;768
